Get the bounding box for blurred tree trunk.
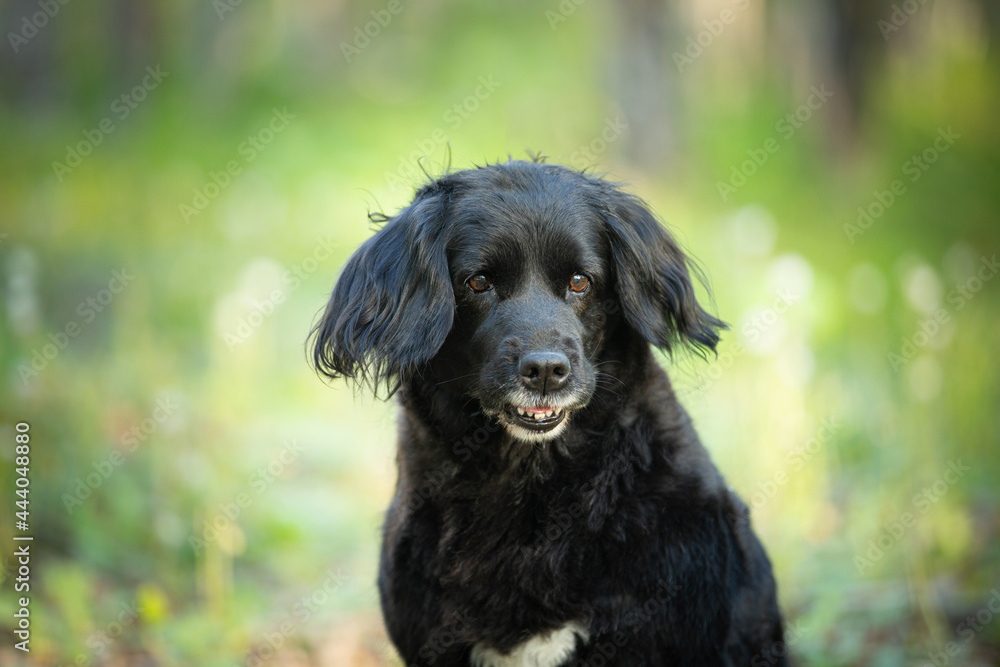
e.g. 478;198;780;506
0;0;162;111
109;0;163;90
825;0;891;143
0;0;59;107
974;0;1000;59
611;0;680;171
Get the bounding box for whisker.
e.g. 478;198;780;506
435;371;480;387
595;371;627;389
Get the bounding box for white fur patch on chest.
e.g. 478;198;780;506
470;622;589;667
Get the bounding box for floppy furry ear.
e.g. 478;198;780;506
598;187;727;355
310;189;453;392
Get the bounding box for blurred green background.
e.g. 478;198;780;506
1;0;999;665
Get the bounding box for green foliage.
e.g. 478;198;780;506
1;1;998;665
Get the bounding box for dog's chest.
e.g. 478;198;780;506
470;622;589;667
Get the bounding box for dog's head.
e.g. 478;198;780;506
311;161;724;441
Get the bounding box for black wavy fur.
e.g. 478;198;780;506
311;160;788;666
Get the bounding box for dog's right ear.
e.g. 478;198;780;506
310;188;453;393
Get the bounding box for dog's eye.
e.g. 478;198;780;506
467;274;493;293
569;274;591;293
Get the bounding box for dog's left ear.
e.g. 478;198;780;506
595;185;727;355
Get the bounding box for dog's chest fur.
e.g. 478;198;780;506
470;622;589;667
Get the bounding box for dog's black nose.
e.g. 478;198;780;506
519;352;570;393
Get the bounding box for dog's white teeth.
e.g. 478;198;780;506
515;407;563;420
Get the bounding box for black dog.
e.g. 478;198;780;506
312;160;788;666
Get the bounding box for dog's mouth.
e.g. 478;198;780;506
504;405;568;432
